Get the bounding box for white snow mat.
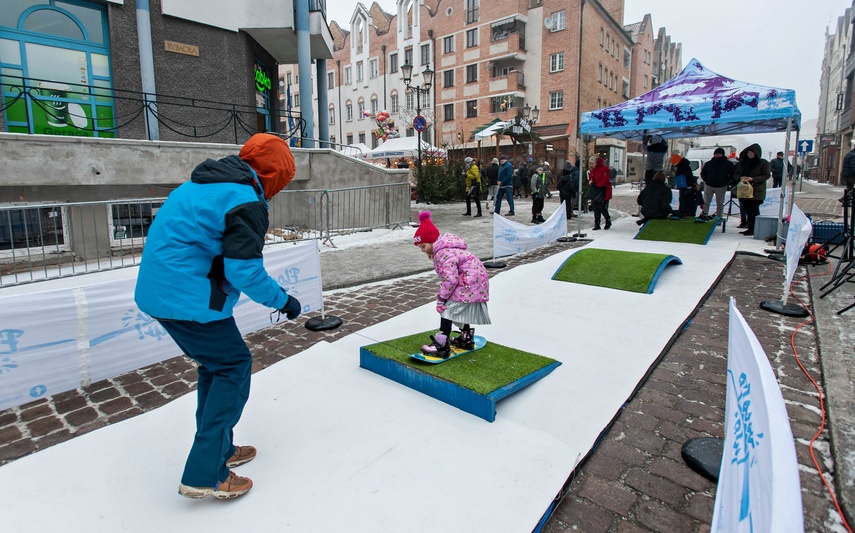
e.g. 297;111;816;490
0;218;742;532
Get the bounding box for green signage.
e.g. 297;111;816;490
255;64;271;94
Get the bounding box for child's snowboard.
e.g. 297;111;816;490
409;335;487;364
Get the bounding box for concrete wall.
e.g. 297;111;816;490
0;133;407;204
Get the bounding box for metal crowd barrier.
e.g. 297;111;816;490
0;182;410;287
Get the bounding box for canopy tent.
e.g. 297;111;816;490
471;117;545;143
363;136;446;160
580;58;801;140
472;118;507;141
338;143;371;159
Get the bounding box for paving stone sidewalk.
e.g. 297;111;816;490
0;184;850;532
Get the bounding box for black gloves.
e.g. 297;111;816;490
281;294;302;320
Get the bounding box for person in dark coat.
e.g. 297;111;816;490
840;144;855;201
636;171;673;225
699;147;734;220
769;151;793;189
671;154;697;218
643;134;668;186
484;158;500;205
733;143;771;236
557;157;580;220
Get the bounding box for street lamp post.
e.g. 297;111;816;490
522;103;540;163
401;61;434;198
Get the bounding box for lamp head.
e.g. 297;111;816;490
422;64;434;91
401;62;413;86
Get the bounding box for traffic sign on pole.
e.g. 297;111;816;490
797;140;813;154
413;115;427;132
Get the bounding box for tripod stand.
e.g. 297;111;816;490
819;188;855;306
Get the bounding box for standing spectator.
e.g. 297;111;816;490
557;157;580;220
484;157;500;207
542;162;554;198
636;171;673;225
494;155;515;215
609;165;618;186
397;157;410;169
462;157;482;217
134;133;301;500
699;147;734;220
517;161;529;197
842;142;855;201
530;166;547;223
769;151;793;189
733;143;771;236
587;156;613;230
671;154;698;218
512;167;523;199
643;134;668;186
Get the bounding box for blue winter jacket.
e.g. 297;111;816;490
134;155;290;323
498;161;514;187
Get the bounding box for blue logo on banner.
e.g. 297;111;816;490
29;385;47;398
0;356;18;374
728;370;765;523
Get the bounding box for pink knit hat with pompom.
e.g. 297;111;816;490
413;211;440;245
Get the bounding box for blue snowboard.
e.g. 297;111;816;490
409;335;487;364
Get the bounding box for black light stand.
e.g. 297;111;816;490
819;188;855;311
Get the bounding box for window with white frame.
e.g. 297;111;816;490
404;47;413;67
443;69;454;87
286;72;292;85
390;53;398;73
598;62;602;82
359;133;366;144
551;10;565;31
466;28;479;48
344;67;352;85
421;44;430;65
599;27;604;46
466;64;478;83
406;92;414;111
623;48;631;69
327;72;335;89
549;90;563;110
371;97;378;115
622;78;630;98
465;0;478;24
550;52;564;73
356;61;364;83
347;133;353;144
443;36;454;54
358;99;365;119
643;74;648;89
390;92;399;113
294;93;300;107
444;103;454;121
329;105;335;124
330;135;336;145
370;59;378;78
346;102;353;121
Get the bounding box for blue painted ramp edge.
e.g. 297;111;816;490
359;349;561;422
646;255;683;294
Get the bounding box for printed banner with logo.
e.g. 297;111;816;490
783;204;812;303
0;240;322;410
711;298;804;532
492;202;568;258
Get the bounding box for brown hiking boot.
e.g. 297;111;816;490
226;445;256;468
179;471;253;500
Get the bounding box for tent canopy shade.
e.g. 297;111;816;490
579;59;801;141
363;136;446;159
338;143;371;158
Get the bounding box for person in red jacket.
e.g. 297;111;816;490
587;156;613;230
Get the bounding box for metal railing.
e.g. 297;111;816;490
0;182;410;287
0;75;304;145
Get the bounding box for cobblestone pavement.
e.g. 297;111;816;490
0;183;851;532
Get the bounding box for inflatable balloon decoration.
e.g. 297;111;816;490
373;110;399;141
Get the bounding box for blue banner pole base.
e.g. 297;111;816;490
483;260;507;269
304;315;343;331
760;299;810;318
681;437;723;482
557;236;577;242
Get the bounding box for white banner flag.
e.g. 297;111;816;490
783;204;812;303
711;298;804;532
492;202;567;258
0;240;323;410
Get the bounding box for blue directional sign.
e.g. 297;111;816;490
413;115;427;132
798;139;813;154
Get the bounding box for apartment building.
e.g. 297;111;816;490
817;4;854;184
284;0;684;171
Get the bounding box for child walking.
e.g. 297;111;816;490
413;211;491;358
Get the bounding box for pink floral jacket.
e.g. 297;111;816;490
432;233;490;304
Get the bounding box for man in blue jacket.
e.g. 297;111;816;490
493;155;515;215
135;133;301;500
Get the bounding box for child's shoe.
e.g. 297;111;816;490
421;333;451;358
451;327;475;351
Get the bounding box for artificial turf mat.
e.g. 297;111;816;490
362;331;558;395
551;248;681;294
635;218;719;245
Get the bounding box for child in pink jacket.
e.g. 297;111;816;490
413;211;491;358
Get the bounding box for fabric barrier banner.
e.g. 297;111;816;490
671;188;782;217
783;204;812;303
0;240;322;410
711;298;804;532
492;202;568;258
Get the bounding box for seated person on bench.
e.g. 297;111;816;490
636;171;673;226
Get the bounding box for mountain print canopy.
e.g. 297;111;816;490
579;59;801;140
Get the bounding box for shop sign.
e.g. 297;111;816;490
164;41;199;57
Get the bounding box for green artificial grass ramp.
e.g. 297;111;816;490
635;218;718;245
363;331;557;395
552;248;680;294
